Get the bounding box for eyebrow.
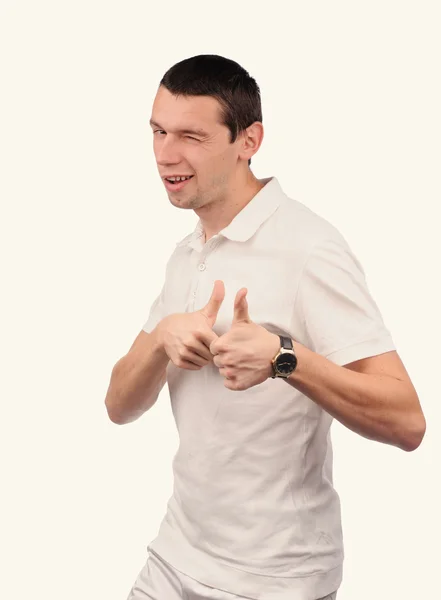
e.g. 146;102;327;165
149;119;209;137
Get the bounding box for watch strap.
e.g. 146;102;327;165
279;335;293;350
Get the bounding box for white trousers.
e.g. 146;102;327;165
126;550;338;600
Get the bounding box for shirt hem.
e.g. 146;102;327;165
324;334;396;366
147;535;343;600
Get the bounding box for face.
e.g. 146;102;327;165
150;86;246;210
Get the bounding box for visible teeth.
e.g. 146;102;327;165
168;176;191;182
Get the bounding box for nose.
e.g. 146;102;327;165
155;135;181;166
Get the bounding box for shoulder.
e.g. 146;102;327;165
274;193;350;259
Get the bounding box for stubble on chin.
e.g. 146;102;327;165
168;192;201;209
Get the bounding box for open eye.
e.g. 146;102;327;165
153;130;166;135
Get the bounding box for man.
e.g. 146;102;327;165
105;54;426;600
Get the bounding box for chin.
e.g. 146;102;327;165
168;195;196;209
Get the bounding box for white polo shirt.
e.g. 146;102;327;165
142;176;396;600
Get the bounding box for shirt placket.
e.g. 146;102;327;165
187;235;223;312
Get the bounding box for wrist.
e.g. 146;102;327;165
270;334;299;379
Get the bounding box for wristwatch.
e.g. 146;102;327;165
271;335;298;378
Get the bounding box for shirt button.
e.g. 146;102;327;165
192;291;197;297
198;263;206;271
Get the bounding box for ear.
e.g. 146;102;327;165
237;122;264;163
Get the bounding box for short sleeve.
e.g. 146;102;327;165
293;235;396;366
142;284;166;333
141;247;179;333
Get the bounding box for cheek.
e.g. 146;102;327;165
182;148;205;173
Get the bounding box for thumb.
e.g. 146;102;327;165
232;288;251;324
199;280;225;327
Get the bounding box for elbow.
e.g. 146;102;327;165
104;384;126;425
400;412;427;452
105;398;126;425
105;395;152;425
104;363;136;425
106;404;126;425
105;402;142;425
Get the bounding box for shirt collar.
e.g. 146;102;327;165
176;176;285;249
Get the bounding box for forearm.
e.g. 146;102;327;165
286;342;423;451
105;326;170;424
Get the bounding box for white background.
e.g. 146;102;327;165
1;1;440;599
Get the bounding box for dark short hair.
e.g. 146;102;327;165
159;54;262;166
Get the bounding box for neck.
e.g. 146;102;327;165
196;170;266;243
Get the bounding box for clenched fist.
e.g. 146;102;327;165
156;280;225;370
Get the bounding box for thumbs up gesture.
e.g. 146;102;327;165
156;280;225;371
210;287;280;391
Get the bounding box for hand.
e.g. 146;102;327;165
156;280;225;370
210;287;280;391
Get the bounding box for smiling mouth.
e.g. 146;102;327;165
164;175;195;191
165;175;194;185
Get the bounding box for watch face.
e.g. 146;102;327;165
276;353;297;374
